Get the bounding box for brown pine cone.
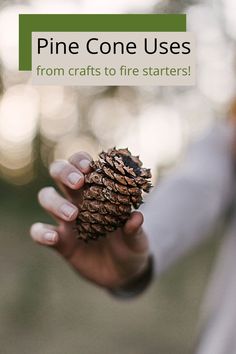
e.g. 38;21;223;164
76;147;152;241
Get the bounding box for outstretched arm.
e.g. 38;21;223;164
30;122;235;295
142;122;235;274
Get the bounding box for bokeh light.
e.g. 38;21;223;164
118;104;183;178
39;86;78;141
0;0;234;187
0;84;39;182
54;134;98;161
0;85;39;143
89;96;135;147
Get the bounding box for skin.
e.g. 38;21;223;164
30;152;150;289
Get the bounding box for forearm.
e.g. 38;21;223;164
142;122;235;275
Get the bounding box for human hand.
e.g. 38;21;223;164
30;152;150;289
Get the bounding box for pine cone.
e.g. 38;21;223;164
76;148;152;241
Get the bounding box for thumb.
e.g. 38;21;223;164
122;211;149;253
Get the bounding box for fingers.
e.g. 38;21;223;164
122;211;148;253
69;151;92;173
49;152;92;199
30;222;59;246
38;187;78;222
50;160;84;190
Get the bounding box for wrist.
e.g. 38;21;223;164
107;255;154;299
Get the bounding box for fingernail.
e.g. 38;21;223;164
44;231;57;242
68;172;81;185
60;204;77;219
79;159;90;171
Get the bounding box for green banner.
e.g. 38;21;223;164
19;14;186;71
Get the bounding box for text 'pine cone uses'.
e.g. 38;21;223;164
76;148;152;241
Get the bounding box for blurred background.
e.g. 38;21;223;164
0;0;236;353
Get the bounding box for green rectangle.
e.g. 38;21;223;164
19;14;186;71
